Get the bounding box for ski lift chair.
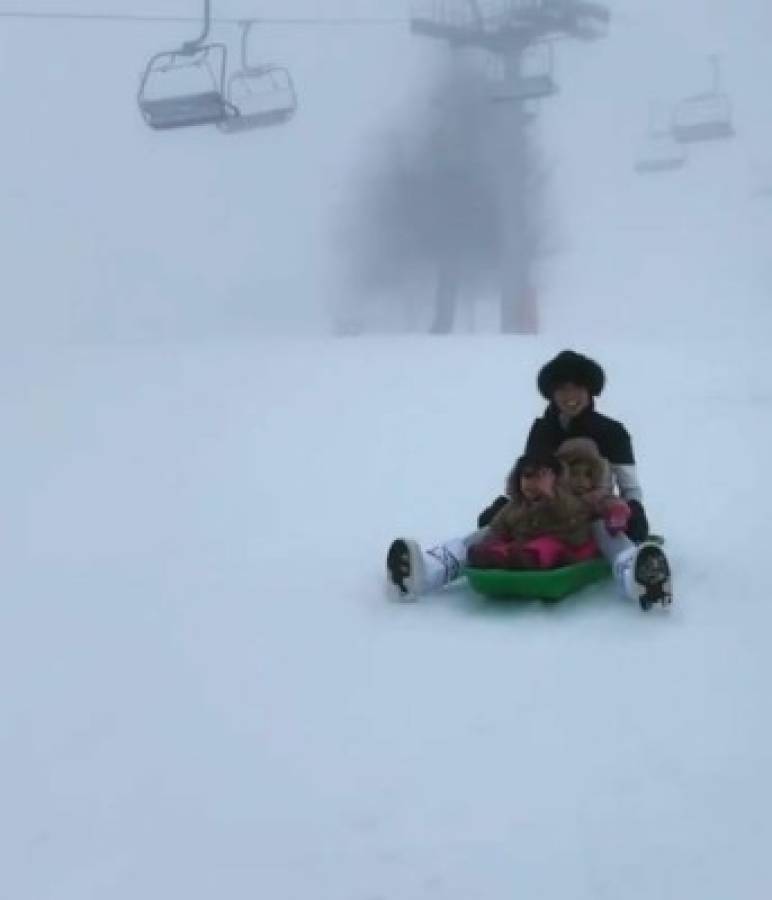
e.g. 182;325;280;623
634;139;686;174
671;93;734;143
671;55;734;144
138;44;236;129
634;104;687;174
217;22;298;133
218;68;297;132
137;0;237;130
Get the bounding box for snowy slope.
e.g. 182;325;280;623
2;336;771;900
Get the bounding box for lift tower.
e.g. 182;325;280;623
409;1;609;333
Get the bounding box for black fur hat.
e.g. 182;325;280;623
506;452;564;498
537;350;605;400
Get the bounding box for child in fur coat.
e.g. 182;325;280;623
555;437;632;536
467;452;599;570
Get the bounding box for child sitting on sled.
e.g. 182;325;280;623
467;439;633;571
553;435;670;606
386;350;671;607
467;452;600;570
555;437;631;536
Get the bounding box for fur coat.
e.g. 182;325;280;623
488;476;594;548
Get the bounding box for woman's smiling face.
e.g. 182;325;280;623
553;382;590;419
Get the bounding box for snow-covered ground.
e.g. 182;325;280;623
2;336;771;899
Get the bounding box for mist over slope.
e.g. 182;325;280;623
1;0;770;340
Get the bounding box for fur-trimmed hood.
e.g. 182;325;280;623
555;437;612;496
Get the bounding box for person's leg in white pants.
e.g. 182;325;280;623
387;529;488;598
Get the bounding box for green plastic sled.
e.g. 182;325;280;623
465;557;611;600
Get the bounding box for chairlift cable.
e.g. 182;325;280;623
0;9;405;26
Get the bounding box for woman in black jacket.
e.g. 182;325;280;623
478;350;649;543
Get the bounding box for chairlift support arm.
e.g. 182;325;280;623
709;53;721;94
240;19;253;69
182;0;212;54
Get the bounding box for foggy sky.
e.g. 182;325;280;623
2;0;771;342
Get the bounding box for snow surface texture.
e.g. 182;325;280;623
2;338;771;899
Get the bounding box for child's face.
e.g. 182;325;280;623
520;467;556;500
553;382;590;419
566;460;594;496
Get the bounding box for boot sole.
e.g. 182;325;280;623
635;544;672;610
386;539;410;594
386;538;424;598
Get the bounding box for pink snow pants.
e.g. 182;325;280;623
468;535;599;570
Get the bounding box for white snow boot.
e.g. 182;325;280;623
614;542;673;610
386;537;466;599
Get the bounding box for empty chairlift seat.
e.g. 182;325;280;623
216;22;298;134
671;55;734;144
633;102;687;175
671;93;734;143
634;137;686;174
218;67;297;133
141;90;231;130
138;44;236;130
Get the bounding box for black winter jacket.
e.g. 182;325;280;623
525;402;635;465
